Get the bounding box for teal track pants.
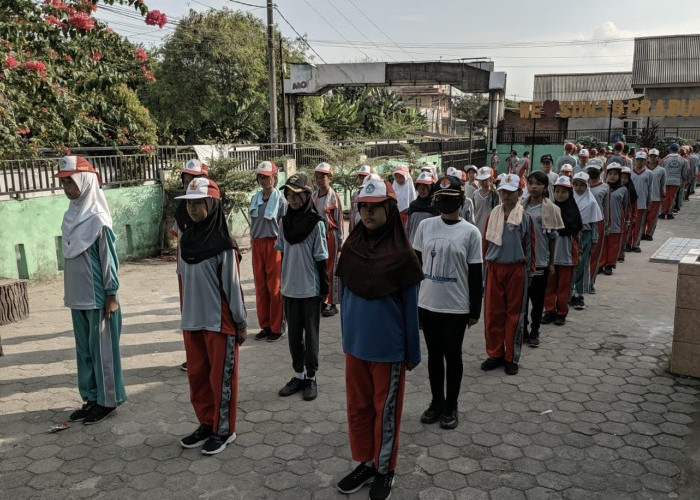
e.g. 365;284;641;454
71;308;127;408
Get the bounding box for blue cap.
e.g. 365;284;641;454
670;143;680;152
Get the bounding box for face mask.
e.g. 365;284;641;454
433;196;462;214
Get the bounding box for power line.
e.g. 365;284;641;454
325;0;396;61
274;6;327;64
302;0;371;60
344;0;414;60
226;0;266;8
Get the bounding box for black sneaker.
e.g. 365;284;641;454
420;401;443;424
337;463;376;494
527;331;540;347
505;362;519;375
201;433;236;455
440;406;458;430
667;214;675;220
603;266;613;276
624;244;632;252
632;247;641;253
554;315;566;326
646;235;654;241
180;424;213;449
69;401;96;421
279;377;305;397
180;362;187;372
541;311;555;324
588;285;597;294
369;470;395;500
302;378;318;401
321;304;338;317
267;332;284;342
83;405;116;425
480;357;505;371
574;296;585;311
659;214;667;220
255;327;271;341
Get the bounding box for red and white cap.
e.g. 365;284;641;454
649;148;660;156
606;162;623;171
476;166;492;180
446;166;462;179
256;161;278;176
356;165;373;177
415;171;435;185
635;151;647;159
560;164;573;173
621;166;632;174
54;155;99;178
315;162;333;175
497;174;520;192
354;177;397;203
573;171;590;183
181;159;209;177
175;177;221;200
393;165;410;177
554;175;573;188
578;148;589;157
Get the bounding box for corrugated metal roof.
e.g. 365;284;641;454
632;34;700;88
533;72;642;101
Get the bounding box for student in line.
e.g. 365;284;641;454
405;171;438;244
586;163;608;293
277;174;329;402
392;165;416;227
447;166;476;225
481;174;535;375
660;143;685;220
336;178;423;500
465;165;479;199
555;143;577;172
521;171;563;347
414;175;483;428
473;166;500;235
349;165;373;233
249;161;287;342
570;172;603;311
618;166;637;263
56;156;127;425
176;178;247;455
170;159;209;372
628;151;653;253
601;163;628;276
541;176;582;326
643;148;666;241
312;163;343;318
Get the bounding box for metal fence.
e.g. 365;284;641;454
497;127;700;145
1;138;487;196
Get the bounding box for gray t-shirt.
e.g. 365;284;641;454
473;189;500;236
525;203;556;269
275;221;329;298
630;168;653;210
649;167;666;201
250;197;287;239
662;154;684;186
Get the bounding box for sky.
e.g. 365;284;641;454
95;0;700;100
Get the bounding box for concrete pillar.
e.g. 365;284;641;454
283;94;296;144
669;249;700;377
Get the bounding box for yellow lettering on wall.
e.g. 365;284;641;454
612;101;625;118
626;100;640;116
667;99;681;117
571;101;584;118
638;100;652;117
560;102;571;118
653;100;666;117
532;102;543;119
597;101;610;118
519;102;532;119
680;99;693;117
694;99;700;117
582;101;597;118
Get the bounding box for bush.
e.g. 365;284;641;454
576;136;607;151
653;136;693;157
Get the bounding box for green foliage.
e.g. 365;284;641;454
140;8;306;144
653;136;693;157
576;136;607;151
454;94;489;130
638;122;660;149
0;0;161;159
397;143;424;180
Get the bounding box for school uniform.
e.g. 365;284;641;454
544;232;579;317
572;177;603;301
644;165;666;237
249;189;287;335
629;168;653;248
661;154;685;216
603;186;629;268
313;188;343;307
588;182;609;287
461;197;476;226
472;189;500;236
483;207;536;365
405;201;438;244
555;154;577;172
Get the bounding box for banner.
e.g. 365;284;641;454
520;99;700;119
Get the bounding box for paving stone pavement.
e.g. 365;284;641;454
2;198;700;500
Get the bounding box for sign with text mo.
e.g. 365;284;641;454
520;99;700;119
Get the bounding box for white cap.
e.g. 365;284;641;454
446;166;462;179
356;165;372;176
476;166;493;180
586;162;603;171
560;164;573;172
415;171;435;185
465;165;478;173
355;178;396;204
393;165;410;176
635;151;647;159
649;148;660;156
315;162;333;174
554;176;573;188
497;173;520;192
181;158;208;176
607;162;623;171
621;166;632;174
578;148;589;157
175;177;220;200
573;172;590;183
256;161;277;177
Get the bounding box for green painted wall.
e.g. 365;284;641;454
0;184;163;280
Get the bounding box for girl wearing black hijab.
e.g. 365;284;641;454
335;178;423;500
175;178;247;456
601;163;629;275
620;166;638;259
541;176;583;326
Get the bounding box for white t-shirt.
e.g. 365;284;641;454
412;217;483;314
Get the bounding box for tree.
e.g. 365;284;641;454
453;94;489;131
140;8;306;144
0;0;163;158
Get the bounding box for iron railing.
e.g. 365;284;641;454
497;127;700;145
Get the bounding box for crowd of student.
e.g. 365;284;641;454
52;139;697;500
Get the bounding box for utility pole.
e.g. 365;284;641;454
266;0;278;144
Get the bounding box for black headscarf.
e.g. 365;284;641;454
281;190;323;244
622;175;638;206
179;198;239;264
407;186;439;216
553;188;583;237
336;198;424;300
174;201;193;233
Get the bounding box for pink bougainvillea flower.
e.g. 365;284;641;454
4;55;19;69
68;12;94;30
25;60;48;75
17;126;31;135
91;52;102;61
144;10;167;29
135;47;148;62
45;15;68;29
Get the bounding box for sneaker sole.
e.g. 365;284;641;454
267;335;285;343
336;476;374;494
180;437;210;449
83;410;116;425
201;433;237;455
370;477;396;500
303;392;318;401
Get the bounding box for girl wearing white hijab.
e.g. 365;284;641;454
392;165;416;226
571;172;603;310
55;156;126;425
